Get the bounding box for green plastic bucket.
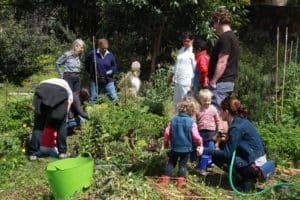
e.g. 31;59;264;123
46;153;94;199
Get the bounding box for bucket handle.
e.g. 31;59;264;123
80;152;92;158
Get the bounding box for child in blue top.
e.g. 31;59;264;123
160;98;203;187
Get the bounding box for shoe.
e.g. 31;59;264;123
196;169;209;176
240;179;256;192
29;155;37;161
158;175;170;186
176;177;185;187
59;152;71;159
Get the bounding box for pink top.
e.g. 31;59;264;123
40;127;57;148
196;105;222;131
164;123;203;147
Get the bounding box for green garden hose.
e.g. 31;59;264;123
229;150;290;196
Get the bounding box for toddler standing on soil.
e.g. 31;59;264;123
160;98;202;187
195;89;222;174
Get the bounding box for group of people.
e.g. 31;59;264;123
29;34;141;160
160;7;275;192
27;6;275;193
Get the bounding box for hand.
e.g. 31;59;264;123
106;70;113;75
209;81;217;89
196;146;204;156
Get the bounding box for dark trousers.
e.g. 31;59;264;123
63;73;80;93
165;151;190;177
28;113;68;155
212;156;257;183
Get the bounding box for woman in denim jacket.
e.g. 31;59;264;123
197;96;270;192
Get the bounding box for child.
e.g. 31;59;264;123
160;98;202;187
118;61;141;99
192;39;209;100
195;89;222;174
37;120;59;158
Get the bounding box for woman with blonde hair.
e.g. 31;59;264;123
56;39;86;92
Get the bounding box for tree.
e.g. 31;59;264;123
96;0;250;77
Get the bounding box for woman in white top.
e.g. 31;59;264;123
172;31;196;112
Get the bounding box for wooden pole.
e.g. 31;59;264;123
289;40;293;64
295;37;299;63
281;27;288;116
275;27;279;122
93;36;98;98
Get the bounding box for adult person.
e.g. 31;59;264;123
56;39;86;93
197;97;274;192
208;7;240;111
85;38;118;102
67;88;90;133
172;31;196;111
28;78;73;161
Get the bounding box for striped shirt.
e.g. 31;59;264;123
196;105;222;131
56;51;82;77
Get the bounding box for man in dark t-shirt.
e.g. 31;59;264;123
208;7;240;111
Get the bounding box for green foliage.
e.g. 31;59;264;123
0;96;33;173
77;98;168;157
234;45;300;123
258;122;300;167
194;0;250;45
0;19;64;84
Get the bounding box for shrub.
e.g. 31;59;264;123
0;19;65;84
77;98;168;158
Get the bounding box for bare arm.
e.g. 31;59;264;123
210;54;229;87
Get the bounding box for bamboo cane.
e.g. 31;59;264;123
281;27;288;116
289;40;293;64
93;36;98;98
296;37;299;63
275;27;279;122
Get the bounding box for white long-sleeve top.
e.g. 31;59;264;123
173;46;196;86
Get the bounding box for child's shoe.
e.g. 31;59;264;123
176;177;185;187
159;175;170;186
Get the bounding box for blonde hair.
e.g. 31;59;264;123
177;97;198;117
71;39;85;55
199;89;213;101
131;61;141;77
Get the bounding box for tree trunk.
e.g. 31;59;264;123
150;18;166;78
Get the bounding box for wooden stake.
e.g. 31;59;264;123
275;27;279;122
281;27;288;116
289;40;293;64
296;37;299;63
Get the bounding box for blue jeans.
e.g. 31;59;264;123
89;80;118;102
165;151;190;177
209;82;234;112
28;113;68;155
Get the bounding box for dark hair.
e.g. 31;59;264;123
193;39;207;51
79;88;90;103
211;7;231;25
181;31;193;40
221;96;248;117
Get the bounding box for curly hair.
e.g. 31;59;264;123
177;97;198;117
211;7;231;25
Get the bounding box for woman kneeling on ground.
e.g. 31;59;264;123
197;96;275;192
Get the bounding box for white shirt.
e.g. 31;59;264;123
131;77;141;92
173;46;196;86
